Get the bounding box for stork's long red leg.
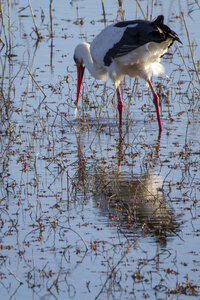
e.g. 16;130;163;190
147;79;162;132
116;86;123;128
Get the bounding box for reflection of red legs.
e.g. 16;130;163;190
147;79;162;132
117;130;124;168
116;86;123;128
156;130;161;158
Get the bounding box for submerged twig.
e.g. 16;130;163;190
95;250;127;300
27;68;47;99
5;264;23;285
58;225;88;252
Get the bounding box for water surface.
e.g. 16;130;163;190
0;1;200;299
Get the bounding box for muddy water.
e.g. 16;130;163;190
0;1;200;299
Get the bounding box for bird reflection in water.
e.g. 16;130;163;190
74;127;178;245
91;161;181;246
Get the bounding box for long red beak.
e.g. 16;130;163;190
76;65;85;107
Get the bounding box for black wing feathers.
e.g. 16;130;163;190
104;15;181;67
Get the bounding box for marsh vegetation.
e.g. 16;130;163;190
0;0;200;299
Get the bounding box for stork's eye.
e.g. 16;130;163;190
73;55;77;63
74;56;82;67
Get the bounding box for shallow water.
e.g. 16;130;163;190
0;0;200;299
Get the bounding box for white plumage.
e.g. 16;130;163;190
73;15;181;132
90;23;138;68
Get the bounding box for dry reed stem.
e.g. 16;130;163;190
49;0;53;37
49;0;53;69
28;0;41;39
0;0;8;50
135;0;154;21
136;0;146;19
149;0;154;21
176;46;196;92
118;0;125;21
101;0;106;24
0;36;5;50
7;0;11;54
181;11;200;85
195;0;200;9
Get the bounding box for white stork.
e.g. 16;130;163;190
73;15;182;132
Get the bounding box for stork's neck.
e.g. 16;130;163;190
76;42;106;80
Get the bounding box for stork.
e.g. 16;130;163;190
73;15;181;132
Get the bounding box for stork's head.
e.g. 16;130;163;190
74;45;85;108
